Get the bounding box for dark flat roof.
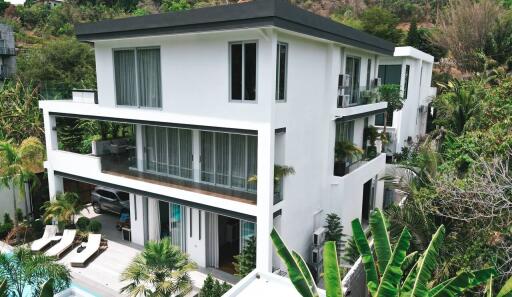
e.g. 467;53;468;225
75;0;395;55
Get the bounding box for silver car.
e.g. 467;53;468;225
91;186;130;214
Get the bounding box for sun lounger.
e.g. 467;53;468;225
46;229;77;258
31;225;58;252
70;234;102;267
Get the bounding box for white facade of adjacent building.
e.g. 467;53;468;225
38;0;432;277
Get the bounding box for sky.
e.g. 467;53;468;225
10;0;26;5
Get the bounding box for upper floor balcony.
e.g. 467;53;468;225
337;86;381;108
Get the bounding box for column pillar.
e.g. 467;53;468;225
136;124;144;171
256;124;274;272
192;129;201;182
42;111;63;200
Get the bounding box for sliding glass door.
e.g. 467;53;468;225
200;131;257;192
170;203;186;251
143;125;193;179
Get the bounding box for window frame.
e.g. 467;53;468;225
403;64;410;99
228;40;259;103
275;42;288;102
345;55;361;105
113;46;163;109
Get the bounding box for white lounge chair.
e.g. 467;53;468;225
70;234;102;267
31;225;58;252
46;229;77;258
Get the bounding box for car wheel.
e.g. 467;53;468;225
92;202;102;214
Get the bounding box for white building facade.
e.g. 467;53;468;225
40;0;396;275
376;46;437;156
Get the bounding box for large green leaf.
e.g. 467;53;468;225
292;250;318;292
402;252;418;272
401;262;418;296
0;280;7;296
40;278;54;297
376;228;411;297
409;225;445;297
430;268;496;297
271;229;318;297
323;241;343;297
351;219;379;295
370;209;392;276
497;275;512;297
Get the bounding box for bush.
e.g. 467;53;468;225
15;208;23;223
3;213;12;225
199;274;232;297
234;236;256;277
88;220;102;233
30;219;44;237
76;217;90;231
0;223;13;239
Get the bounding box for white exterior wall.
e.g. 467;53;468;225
379;47;436;154
42;27;389;274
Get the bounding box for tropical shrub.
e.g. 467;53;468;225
199;274;232;297
88;220;102;233
0;247;70;297
76;217;90;232
120;237;197;297
234;236;256;277
42;192;84;227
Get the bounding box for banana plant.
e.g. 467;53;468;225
39;278;54;297
0;279;7;296
486;276;512;297
351;208;496;297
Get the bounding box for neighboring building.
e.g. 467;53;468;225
376;46;437;157
40;0;398;276
0;24;16;83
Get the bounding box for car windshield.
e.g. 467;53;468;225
118;192;129;201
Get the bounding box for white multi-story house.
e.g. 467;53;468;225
376;46;437;157
40;0;399;275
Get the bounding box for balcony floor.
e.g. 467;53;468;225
101;155;256;205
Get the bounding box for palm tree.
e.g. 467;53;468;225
120;237;197;297
0;247;71;297
42;192;85;227
0;137;45;225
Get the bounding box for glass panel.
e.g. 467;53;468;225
276;43;287;101
179;129;193;179
231;43;242;100
170;203;185;251
404;65;410;99
366;59;372;90
231;134;246;189
114;50;137;106
215;133;230;186
240;220;255;251
244;43;257;101
137;48;161;108
378;64;401;85
247;136;257;192
200;131;215;183
168;128;180;176
156;127;167;174
144;126;156;171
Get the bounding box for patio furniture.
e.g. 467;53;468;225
31;225;58;252
46;229;77;258
70;234;102;267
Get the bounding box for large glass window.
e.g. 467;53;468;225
170;203;186;251
240;220;255;251
143;126;193;179
114;48;161;108
200;131;257;192
276;42;288;101
230;42;257;101
335;120;355;143
376;64;402;126
345;56;361;104
403;65;410;99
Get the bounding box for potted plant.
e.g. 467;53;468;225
334;140;363;176
365;125;379;159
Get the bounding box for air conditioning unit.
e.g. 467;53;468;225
373;77;382;88
338;74;351;88
313;227;327;247
342;94;352;107
311;245;324;264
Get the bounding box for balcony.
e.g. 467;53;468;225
337;87;380;108
98;143;257;205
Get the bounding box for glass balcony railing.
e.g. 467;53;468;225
99;149;257;204
337;86;380;108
